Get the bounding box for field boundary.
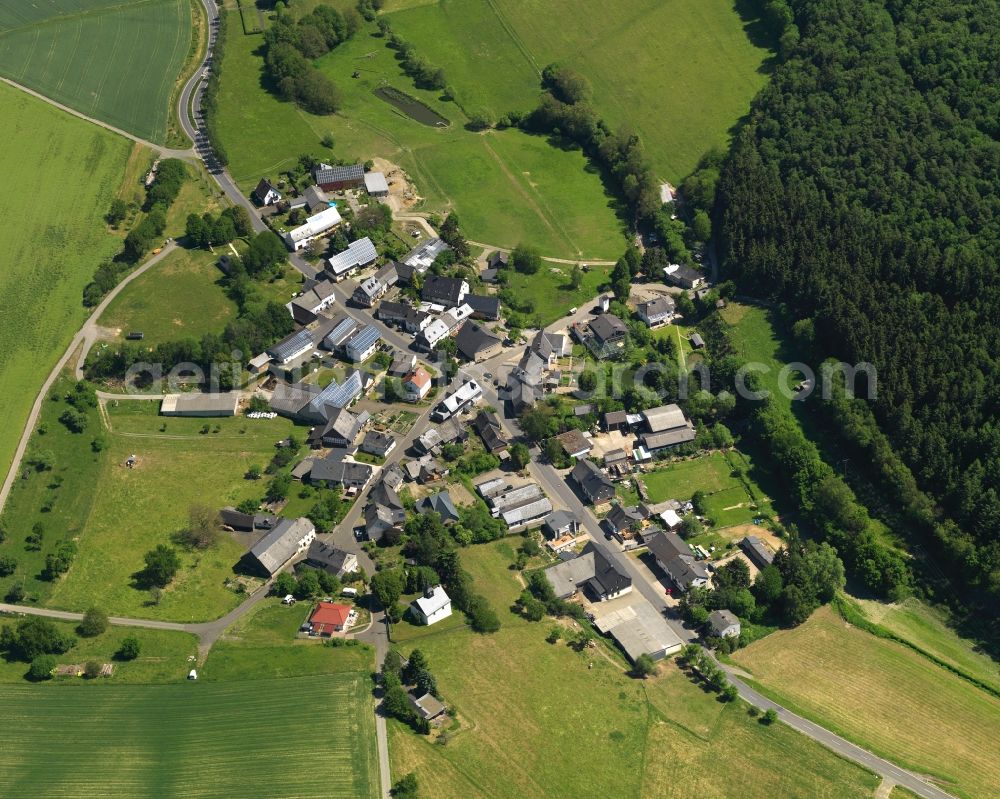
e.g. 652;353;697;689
832;594;1000;700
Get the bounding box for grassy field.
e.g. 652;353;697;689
855;596;1000;694
41;401;307;621
99;248;237;346
214;11;627;259
383;0;771;182
502;261;612;326
0;83;130;479
0;617;197;684
733;606;1000;799
0;672;377;798
388;541;879;798
0;0;191;143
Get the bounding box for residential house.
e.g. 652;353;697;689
253;178;281;206
455;322;502;362
247;517;316;576
309;454;373;492
313;163;365;191
662;263;705;290
402;366;432;402
352;276;386;307
555;429;592;459
360;429;396;458
543;542;632;601
289;281;337;324
645;531;709;592
387;351;416;377
415;418;465;455
575;314;628;359
317;406;370;448
530;330;571;366
430;379;482;421
543;509;579;539
410;585;452;626
364;171;389;197
421;276;469;307
709;609;741;639
402;237;450;273
604;503;645;540
302;184;329;212
307;601;354;635
571;459;615;505
382;464;405;492
326;237;377;281
408;692;446;721
464;294;501;321
486;250;509;269
364;479;406;541
304;541;358;577
472;411;508;455
375;261;398;289
322;315;359;352
283;206;343;251
419;491;460;524
636;296;676;328
345;325;382;363
404;454;449;484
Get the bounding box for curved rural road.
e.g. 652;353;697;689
0;243;179;515
1;78;194;159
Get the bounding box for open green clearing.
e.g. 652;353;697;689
855;596;1000;694
214;10;626;259
99;248;237;346
389;541;878;798
384;0;771;182
0;617;197;684
40;401;305;621
733;605;1000;799
0;671;376;798
501;261;612;326
0;0;191;143
0;83;130;479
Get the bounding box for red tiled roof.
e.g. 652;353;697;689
310;601;352;631
405;367;431;389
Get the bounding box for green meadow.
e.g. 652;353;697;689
0;0;191;143
0;83;130;480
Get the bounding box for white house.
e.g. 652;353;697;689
709;610;741;638
403;366;432;402
410;585;452;626
283;206;343;251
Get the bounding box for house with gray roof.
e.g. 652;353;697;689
455;322;502;362
305;540;358;576
543;542;632;602
709;609;741;638
247;517;316;576
645;531;709;591
325;237;377;281
360;429;396;458
309;454;373;492
419;491;460;524
571;459;615;505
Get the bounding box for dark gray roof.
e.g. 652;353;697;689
486;250;509;268
305;540;353;573
543;509;577;535
740;535;774;566
589;314;627;344
455;322;501;360
464;294;501;319
571;459;614;502
310;455;373;487
422;276;466;306
585;543;633;598
249;517;314;575
361;429;395;455
314;163;364;184
420;491;459;522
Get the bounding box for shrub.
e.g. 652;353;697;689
117;636;141;661
27;654;57;681
78;607;108;638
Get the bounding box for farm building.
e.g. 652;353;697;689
283;205;342;251
313;163;365;191
160;392;240;417
740;535;775;568
364;171;389;197
593;601;684;662
247;517;316;576
410;585;452;626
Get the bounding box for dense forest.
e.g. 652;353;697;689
717;0;1000;629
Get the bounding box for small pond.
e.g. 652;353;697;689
373;86;450;127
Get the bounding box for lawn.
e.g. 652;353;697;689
388;541;879;799
214;11;627;259
99;247;237;346
855;596;1000;694
501;261;613;326
0;0;191;143
0;673;377;798
733;605;1000;799
44;401;306;621
0;83;130;479
384;0;772;182
0;618;197;684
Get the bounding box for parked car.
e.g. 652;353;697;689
281;594;296;605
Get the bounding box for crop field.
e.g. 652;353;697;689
0;0;191;143
855;596;1000;694
0;83;130;478
45;401;305;621
733;606;1000;799
383;0;771;181
214;11;627;259
99;248;237;346
388;541;878;799
0;673;377;798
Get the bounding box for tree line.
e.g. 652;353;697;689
715;0;1000;639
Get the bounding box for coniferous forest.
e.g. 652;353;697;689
718;0;1000;637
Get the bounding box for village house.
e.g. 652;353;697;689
308;454;373;493
574;313;628;359
402;366;432;402
307;601;355;635
360;429;396;459
246;517;316;576
455;322;502;362
543;543;632;601
421;276;469;307
304;540;358;577
326;237;378;281
645;531;709;592
636;295;677;327
344;325;382;363
418;491;460;524
472;410;508;455
662;263;706;290
352;275;387;307
289;281;337;325
253;178;282;206
709;609;741;639
364;479;406;541
571;459;615;505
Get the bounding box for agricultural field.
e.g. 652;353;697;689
0;0;191;143
383;0;772;181
43;401;306;622
0;618;197;685
99;248;237;346
855;596;1000;694
0;83;130;479
733;606;1000;799
0;673;377;798
388;541;879;799
214;11;627;259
